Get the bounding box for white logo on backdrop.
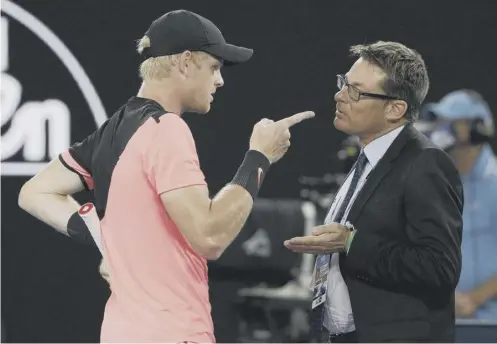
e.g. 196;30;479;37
242;228;271;258
1;0;107;176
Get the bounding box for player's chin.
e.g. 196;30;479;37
191;103;211;115
199;104;210;114
204;103;211;113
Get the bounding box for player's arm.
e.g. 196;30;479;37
161;161;260;260
18;124;104;243
18;157;84;235
156;112;314;260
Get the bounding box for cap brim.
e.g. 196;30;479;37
423;102;475;121
426;103;446;116
203;43;253;66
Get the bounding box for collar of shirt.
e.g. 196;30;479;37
362;125;406;169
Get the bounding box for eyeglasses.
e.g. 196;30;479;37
337;74;403;102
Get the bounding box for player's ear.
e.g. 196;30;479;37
177;51;193;76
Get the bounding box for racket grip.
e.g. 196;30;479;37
78;203;103;255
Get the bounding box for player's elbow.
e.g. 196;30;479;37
191;223;227;260
188;235;224;260
196;237;225;260
18;181;37;212
174;211;230;260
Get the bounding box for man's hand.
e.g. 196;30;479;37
250;111;315;163
284;223;350;254
99;259;110;285
455;291;478;318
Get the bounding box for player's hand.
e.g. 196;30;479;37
249;111;315;163
99;259;110;285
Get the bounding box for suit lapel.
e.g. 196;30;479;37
346;124;416;224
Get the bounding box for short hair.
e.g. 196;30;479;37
136;35;208;80
349;41;430;122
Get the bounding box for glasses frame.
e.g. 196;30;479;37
337;74;404;102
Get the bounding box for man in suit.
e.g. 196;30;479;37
285;41;464;342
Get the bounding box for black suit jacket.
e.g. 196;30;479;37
339;124;464;342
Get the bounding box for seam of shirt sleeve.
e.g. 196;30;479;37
58;154;90;191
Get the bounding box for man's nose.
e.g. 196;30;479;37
334;87;347;102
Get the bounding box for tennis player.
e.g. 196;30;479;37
18;9;314;343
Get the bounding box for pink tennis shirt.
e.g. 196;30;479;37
59;97;214;343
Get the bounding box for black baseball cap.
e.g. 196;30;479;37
141;9;253;66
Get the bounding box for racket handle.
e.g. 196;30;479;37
78;203;103;255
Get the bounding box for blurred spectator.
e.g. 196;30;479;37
423;90;497;320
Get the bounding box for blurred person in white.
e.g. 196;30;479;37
422;90;497;321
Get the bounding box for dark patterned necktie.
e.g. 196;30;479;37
332;151;368;224
308;151;368;342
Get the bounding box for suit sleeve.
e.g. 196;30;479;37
345;148;464;290
58;120;108;191
144;114;206;195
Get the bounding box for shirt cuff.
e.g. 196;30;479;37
345;230;357;254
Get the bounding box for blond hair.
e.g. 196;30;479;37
137;36;208;80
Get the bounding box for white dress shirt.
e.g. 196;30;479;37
323;125;405;334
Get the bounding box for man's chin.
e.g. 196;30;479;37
334;117;356;136
334;116;347;131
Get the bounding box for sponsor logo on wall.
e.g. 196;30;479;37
1;0;107;176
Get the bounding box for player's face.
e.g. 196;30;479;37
334;58;391;143
185;53;224;114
